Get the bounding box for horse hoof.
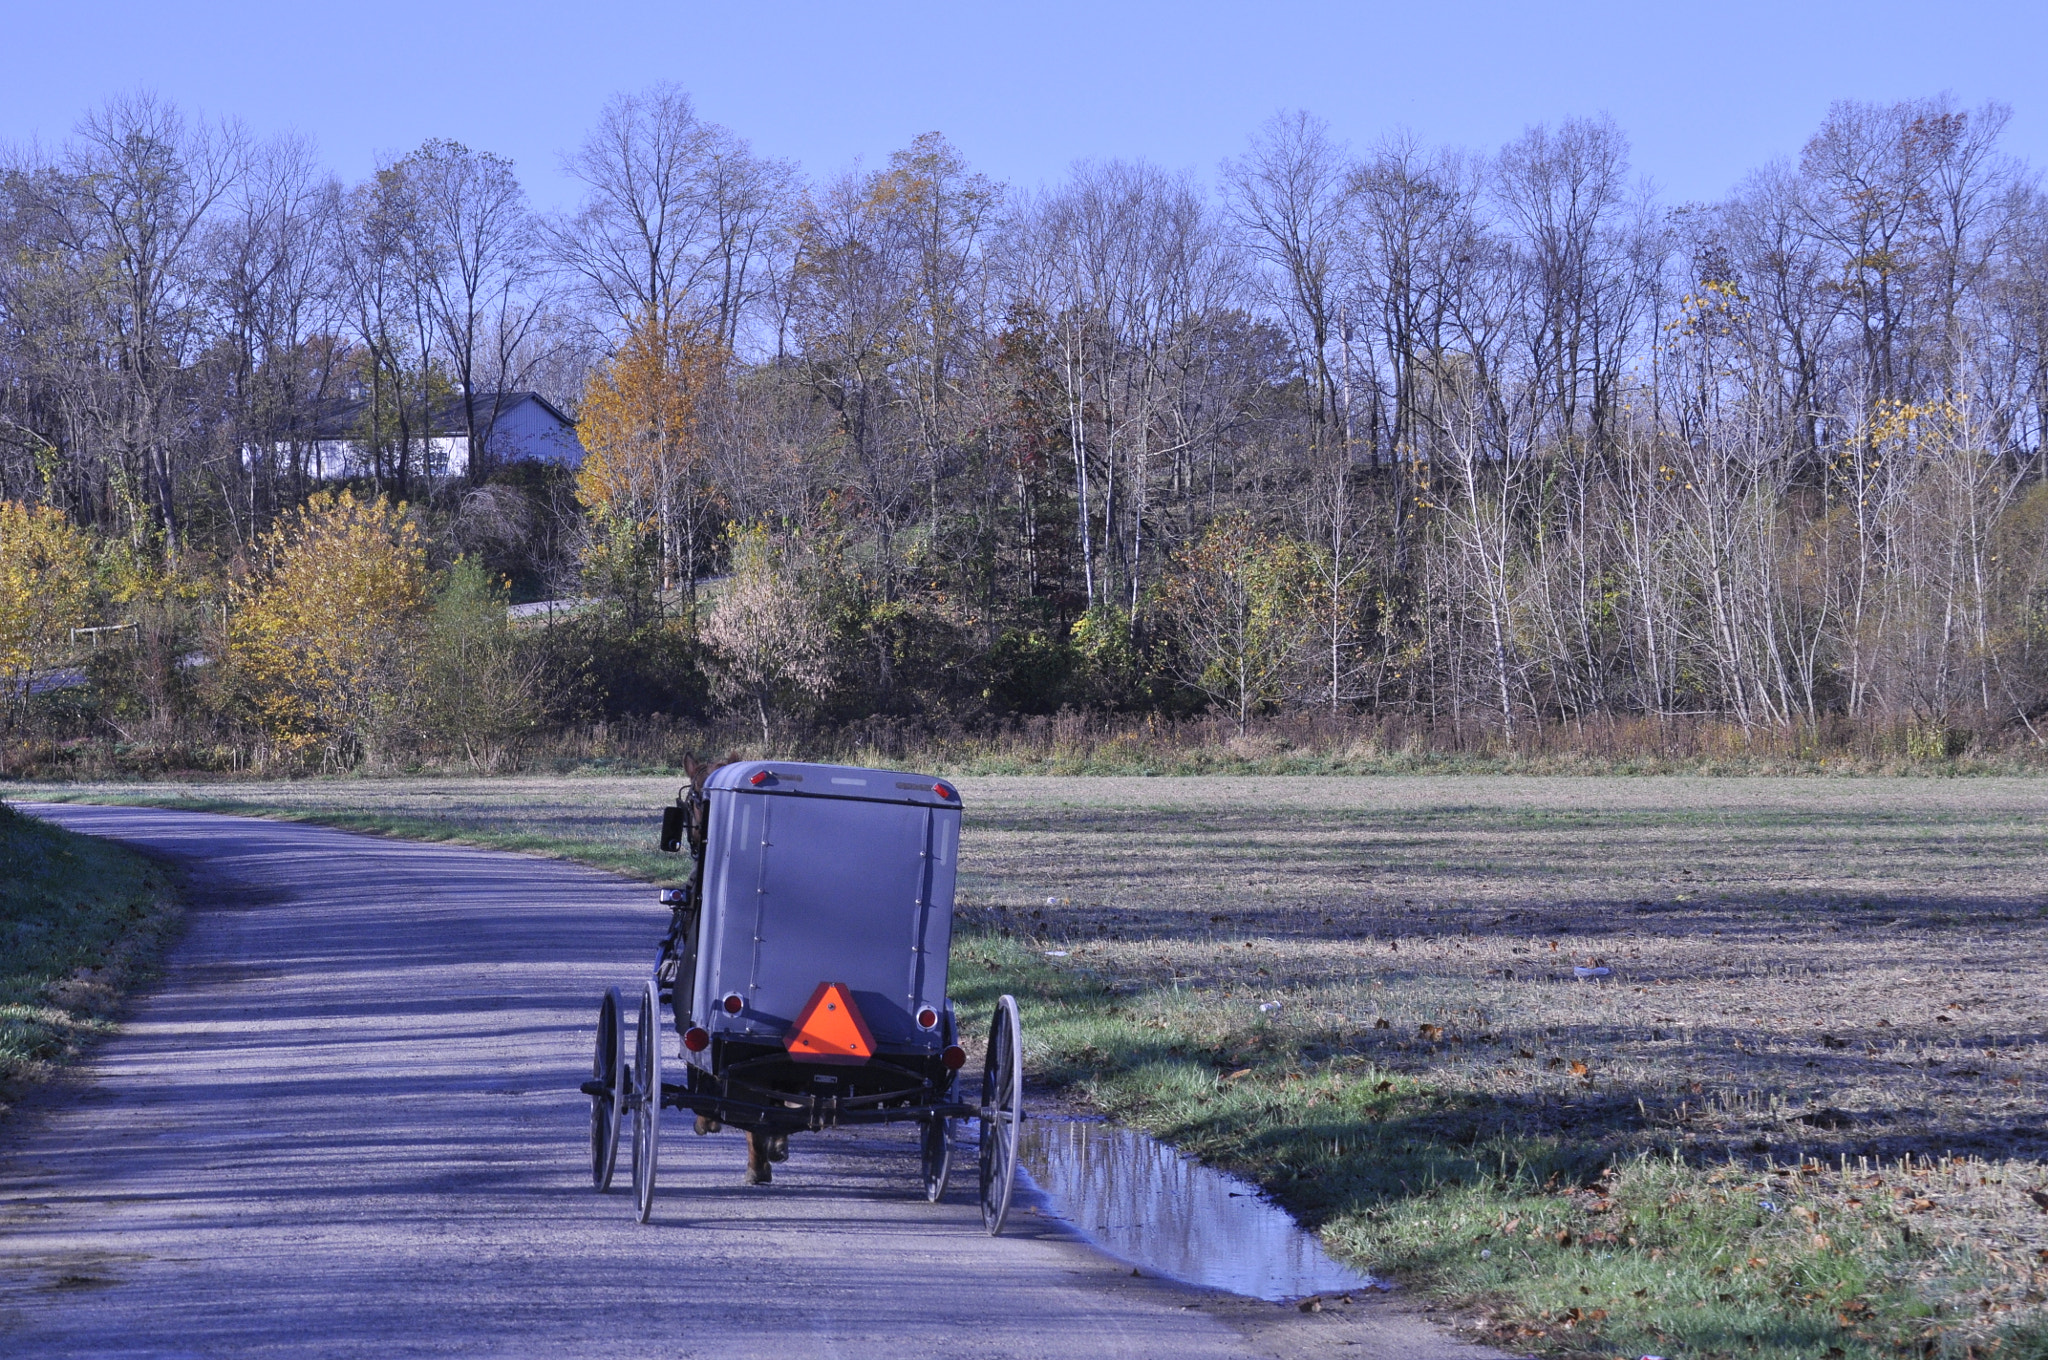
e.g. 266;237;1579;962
766;1134;790;1164
694;1116;721;1136
744;1168;772;1186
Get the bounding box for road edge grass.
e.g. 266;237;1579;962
23;787;2048;1360
0;799;182;1123
13;788;685;881
944;929;2048;1360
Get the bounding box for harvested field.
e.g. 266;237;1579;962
955;776;2048;1165
18;773;2048;1357
19;773;2048;1160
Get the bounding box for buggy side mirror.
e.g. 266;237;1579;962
660;805;686;854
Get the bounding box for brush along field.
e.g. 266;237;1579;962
19;773;2048;1357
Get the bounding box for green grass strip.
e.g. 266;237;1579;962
0;800;180;1108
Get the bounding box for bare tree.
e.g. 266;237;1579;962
397;138;546;479
32;94;247;558
555;83;794;351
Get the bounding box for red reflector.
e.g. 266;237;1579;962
683;1026;710;1052
750;770;770;786
942;1045;967;1071
933;782;956;800
722;992;745;1015
916;1007;940;1030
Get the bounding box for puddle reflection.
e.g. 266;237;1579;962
1020;1118;1377;1301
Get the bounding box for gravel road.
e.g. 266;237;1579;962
1;804;1495;1359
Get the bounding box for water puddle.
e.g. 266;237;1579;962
1020;1117;1378;1301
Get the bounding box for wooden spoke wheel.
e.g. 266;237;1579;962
977;993;1024;1235
630;980;661;1223
589;987;626;1191
920;1112;954;1204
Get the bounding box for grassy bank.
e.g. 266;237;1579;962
13;774;2047;1357
950;933;2047;1360
0;801;180;1114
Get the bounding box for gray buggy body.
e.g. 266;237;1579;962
582;759;1025;1232
688;760;961;1062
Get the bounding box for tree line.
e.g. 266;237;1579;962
4;87;2048;767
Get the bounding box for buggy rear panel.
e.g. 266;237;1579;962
692;761;960;1055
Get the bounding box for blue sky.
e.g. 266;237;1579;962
6;1;2045;208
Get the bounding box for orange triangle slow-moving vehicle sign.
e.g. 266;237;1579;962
784;982;876;1064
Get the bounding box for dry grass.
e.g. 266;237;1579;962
954;776;2048;1165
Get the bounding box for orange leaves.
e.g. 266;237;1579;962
576;307;726;588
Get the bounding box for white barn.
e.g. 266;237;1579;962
271;391;584;479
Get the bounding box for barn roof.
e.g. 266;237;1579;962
293;391;573;441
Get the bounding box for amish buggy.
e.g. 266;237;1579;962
581;759;1026;1233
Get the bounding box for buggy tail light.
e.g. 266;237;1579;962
682;1026;711;1053
721;992;745;1015
942;1045;967;1070
916;1006;940;1031
933;782;957;801
750;770;770;786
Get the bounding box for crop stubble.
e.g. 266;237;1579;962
957;775;2048;1164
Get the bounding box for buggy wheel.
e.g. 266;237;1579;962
630;980;661;1223
590;987;626;1190
977;993;1024;1234
920;1115;954;1204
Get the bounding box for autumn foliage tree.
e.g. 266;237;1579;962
230;490;430;767
0;501;98;724
1158;516;1318;734
576;307;726;595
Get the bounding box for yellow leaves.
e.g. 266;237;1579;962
230;490;429;759
0;500;98;687
1158;514;1322;723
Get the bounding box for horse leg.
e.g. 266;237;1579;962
744;1129;774;1185
766;1132;789;1163
694;1114;721;1135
